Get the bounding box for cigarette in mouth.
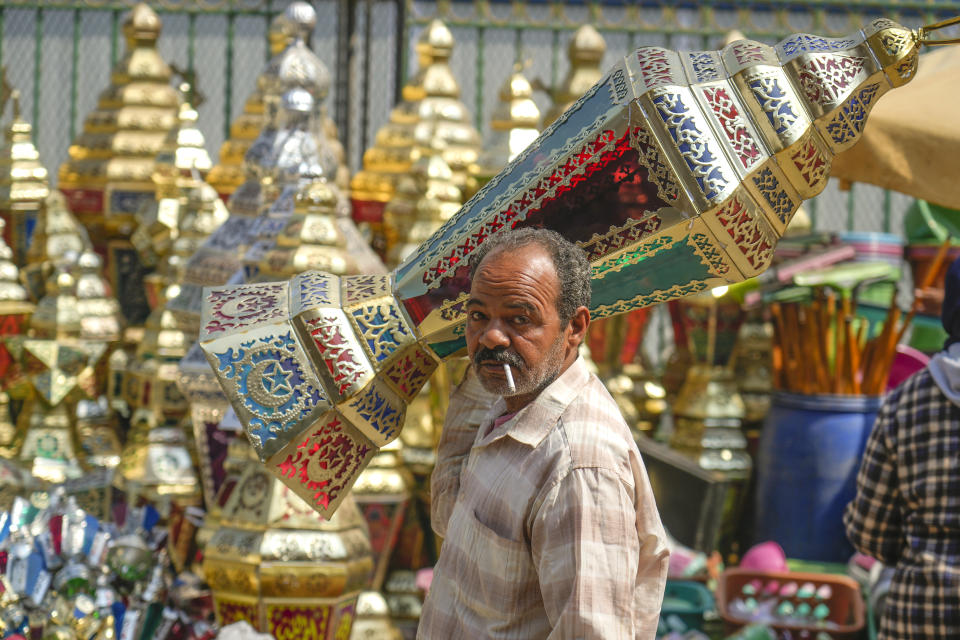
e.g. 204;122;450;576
503;363;516;394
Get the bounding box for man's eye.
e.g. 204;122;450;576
469;311;485;321
512;316;529;325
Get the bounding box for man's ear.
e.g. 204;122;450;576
567;306;590;348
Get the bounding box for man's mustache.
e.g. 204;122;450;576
473;347;524;369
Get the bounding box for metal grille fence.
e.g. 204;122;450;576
0;0;957;237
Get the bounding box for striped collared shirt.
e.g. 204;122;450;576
844;368;960;640
421;357;669;639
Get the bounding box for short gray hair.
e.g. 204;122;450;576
468;228;591;325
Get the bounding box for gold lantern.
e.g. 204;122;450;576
203;463;373;638
350;20;480;255
58;2;179;245
0;86;49;267
57;3;180;326
466;65;541;199
383;152;461;268
541;25;607;127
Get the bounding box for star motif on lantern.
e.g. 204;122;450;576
19;338;107;406
262;361;293;396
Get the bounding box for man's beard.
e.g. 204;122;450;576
473;335;567;398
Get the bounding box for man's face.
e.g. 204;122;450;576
465;244;577;409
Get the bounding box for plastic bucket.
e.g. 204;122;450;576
754;392;881;562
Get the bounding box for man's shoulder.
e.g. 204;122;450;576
554;373;638;474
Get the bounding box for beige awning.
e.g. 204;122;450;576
831;45;960;209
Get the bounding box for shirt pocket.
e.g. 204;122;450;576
463;508;539;618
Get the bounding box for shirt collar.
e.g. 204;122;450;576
477;356;591;449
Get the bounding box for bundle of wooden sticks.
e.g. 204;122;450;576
771;293;900;396
771;237;953;396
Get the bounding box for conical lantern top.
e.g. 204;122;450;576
492;67;540;129
207;1;340;200
467;65;541;199
24;191;88;262
3;91;40;162
134;80;218;298
58;1;178;248
159;83;213;179
262;5;330;104
258;178;384;280
0;86;50;267
74;250;123;343
542;25;607;126
30;269;80;339
350;16;478;252
569;24;606;63
420;19;454;61
123;2;162;46
23;190;91;301
385;151;461;266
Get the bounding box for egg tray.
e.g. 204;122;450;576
717;569;865;640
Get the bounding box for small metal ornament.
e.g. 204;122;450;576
203;18;926;517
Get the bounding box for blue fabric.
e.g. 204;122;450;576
941;255;960;347
844;369;960;639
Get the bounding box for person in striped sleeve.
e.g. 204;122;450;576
420;228;669;639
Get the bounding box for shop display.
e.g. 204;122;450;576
1;5;956;637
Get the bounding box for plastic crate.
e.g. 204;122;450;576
717;569;865;640
657;580;715;636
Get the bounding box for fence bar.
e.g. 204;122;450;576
31;6;41;141
550;27;559;95
224;11;235;142
70;8;79;142
188;12;196;72
846;183;856;231
335;0;355;167
361;0;373;156
395;0;406;103
883;189;892;233
475;25;484;130
110;9;118;66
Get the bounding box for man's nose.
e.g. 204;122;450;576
478;319;510;350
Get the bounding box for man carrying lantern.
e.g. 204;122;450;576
420;228;669;639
